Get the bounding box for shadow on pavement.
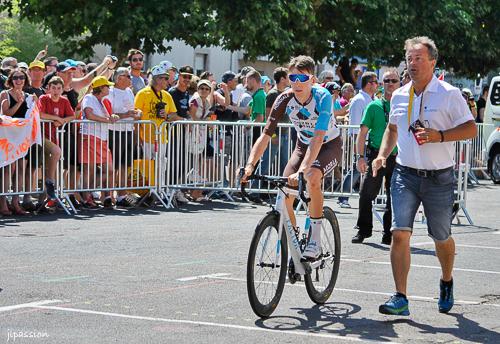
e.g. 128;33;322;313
255;302;499;343
255;302;399;342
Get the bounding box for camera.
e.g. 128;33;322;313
155;101;166;117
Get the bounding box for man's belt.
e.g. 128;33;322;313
396;163;453;178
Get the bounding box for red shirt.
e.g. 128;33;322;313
39;94;75;144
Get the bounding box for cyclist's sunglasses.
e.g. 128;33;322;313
288;74;312;83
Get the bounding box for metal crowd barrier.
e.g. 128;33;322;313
0;120;69;214
1;118;480;219
58;119;166;212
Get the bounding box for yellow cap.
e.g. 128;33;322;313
29;60;45;70
91;76;114;88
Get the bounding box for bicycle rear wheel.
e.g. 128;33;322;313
304;206;341;304
247;211;288;318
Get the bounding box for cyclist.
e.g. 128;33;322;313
241;55;342;261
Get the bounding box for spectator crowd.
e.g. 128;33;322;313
0;47;486;216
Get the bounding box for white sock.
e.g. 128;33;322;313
310;218;322;245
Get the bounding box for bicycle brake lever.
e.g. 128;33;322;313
298;172;311;204
238;167;250;201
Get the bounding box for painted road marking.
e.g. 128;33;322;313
412;242;500;250
197;274;500;308
42;275;90;283
31;305;381;343
341;259;500;275
0;300;62;313
176;273;231;282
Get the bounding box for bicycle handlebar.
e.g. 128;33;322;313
238;168;311;204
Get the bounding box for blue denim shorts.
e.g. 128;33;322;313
390;164;455;241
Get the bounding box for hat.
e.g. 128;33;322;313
197;79;211;89
221;71;236;83
261;76;271;85
29;60;45;70
462;88;474;99
325;81;341;93
18;62;29;70
56;62;76;72
240;66;255;77
158;60;175;71
91;76;114;88
179;65;194;75
64;59;78;67
76;61;86;67
151;64;170;77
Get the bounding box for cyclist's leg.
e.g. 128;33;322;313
282;139;307;228
303;137;342;260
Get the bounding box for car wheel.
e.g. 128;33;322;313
491;152;500;184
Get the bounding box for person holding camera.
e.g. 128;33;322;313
461;88;477;120
135;62;180;160
372;37;477;316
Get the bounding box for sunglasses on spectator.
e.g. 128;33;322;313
289;74;312;83
119;74;131;79
181;73;192;80
383;78;399;84
12;75;26;81
324;77;334;81
198;87;211;91
369;80;378;84
132;57;143;62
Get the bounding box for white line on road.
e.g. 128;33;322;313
32;305;382;343
341;259;500;275
412;242;500;250
176;273;231;282
0;300;62;313
201;275;500;308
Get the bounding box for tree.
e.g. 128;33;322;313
1;0;499;77
0;12;64;62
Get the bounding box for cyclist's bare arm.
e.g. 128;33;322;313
242;133;272;180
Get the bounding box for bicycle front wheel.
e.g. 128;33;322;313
304;206;341;304
247;211;288;318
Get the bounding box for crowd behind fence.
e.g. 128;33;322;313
0;119;492;218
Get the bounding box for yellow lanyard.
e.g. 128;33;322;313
407;85;424;129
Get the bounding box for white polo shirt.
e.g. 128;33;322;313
349;90;372;134
389;76;474;170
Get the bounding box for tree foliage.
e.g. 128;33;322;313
1;0;498;77
0;12;64;62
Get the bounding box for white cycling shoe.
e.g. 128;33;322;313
301;240;322;262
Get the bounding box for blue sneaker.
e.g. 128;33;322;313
438;279;454;313
379;293;410;316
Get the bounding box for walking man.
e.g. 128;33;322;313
373;37;477;315
352;68;400;245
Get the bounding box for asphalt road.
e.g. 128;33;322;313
0;182;499;343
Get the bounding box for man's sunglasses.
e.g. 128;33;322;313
383;78;399;84
12;75;26;81
199;86;211;91
119;74;131;79
289;74;312;83
181;73;193;80
131;57;143;62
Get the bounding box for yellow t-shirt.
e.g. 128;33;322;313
135;86;177;143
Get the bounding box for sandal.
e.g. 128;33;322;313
0;208;12;216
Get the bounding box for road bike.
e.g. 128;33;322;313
241;171;341;318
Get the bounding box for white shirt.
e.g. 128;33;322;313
348;90;372;134
105;87;135;132
80;94;110;140
189;93;211;120
389;76;474;170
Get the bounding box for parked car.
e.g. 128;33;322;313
484;75;500;183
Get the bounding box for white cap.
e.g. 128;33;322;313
158;60;174;71
151;64;169;77
18;62;29;70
